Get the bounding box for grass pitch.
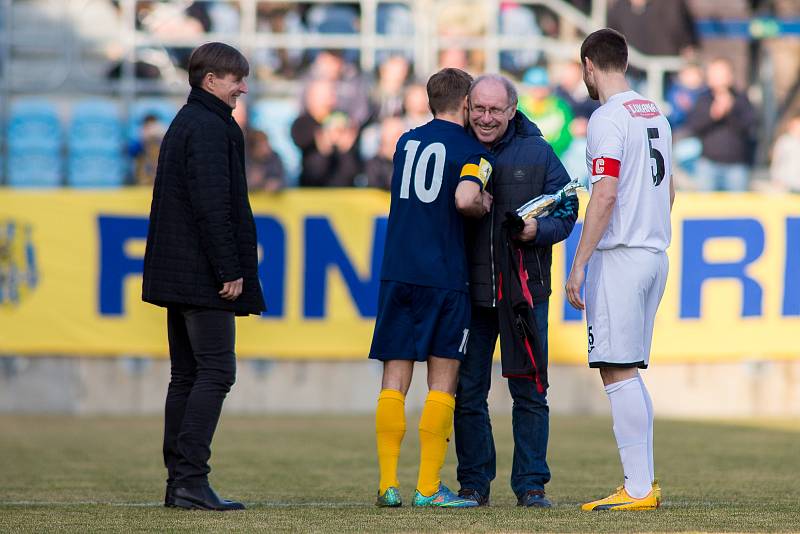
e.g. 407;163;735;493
0;414;798;533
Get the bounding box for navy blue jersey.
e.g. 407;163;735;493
380;118;493;292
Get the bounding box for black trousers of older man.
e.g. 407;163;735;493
163;305;236;488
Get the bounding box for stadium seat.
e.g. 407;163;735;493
7;150;62;187
69;100;123;153
67;151;126;188
7;99;61;152
251;99;302;186
6;100;63;187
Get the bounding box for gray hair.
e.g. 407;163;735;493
469;74;518;110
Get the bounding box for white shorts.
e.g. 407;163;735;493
585;247;668;369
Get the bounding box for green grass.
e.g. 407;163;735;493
0;414;798;532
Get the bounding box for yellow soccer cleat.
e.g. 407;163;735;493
581;485;659;511
652;479;661;506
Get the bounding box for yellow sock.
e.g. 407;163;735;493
376;389;406;493
416;390;455;497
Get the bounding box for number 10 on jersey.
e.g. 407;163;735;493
399;140;446;203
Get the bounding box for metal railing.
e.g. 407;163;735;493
0;0;683;105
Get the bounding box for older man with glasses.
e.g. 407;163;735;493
454;74;578;508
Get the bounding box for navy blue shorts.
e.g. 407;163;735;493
369;281;471;362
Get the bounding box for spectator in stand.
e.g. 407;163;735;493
371;54;411;121
607;0;698;87
499;3;541;74
770;113;800;193
246;129;285;193
255;3;305;79
667;62;705;131
561;117;589;185
133;114;166;186
292;79;361;187
686;58;757;191
517;67;574;157
553;60;599;119
363;116;406;190
304;50;371;128
607;0;698;57
403;82;433;128
360;55;411;161
667;62;706;185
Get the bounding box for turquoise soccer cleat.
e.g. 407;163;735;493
412;483;479;508
376;486;402;507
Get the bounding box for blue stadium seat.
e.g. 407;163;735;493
67;151;126;188
69;100;123;153
7;99;61;152
7;150;62;187
251;99;302;186
6;100;63;187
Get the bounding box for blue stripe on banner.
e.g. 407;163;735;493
695;18;800;38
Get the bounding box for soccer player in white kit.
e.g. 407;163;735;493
565;29;675;511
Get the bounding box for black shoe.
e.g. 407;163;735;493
171;485;246;511
165;485;237;508
458;488;490;506
165;486;176;508
517;489;552;508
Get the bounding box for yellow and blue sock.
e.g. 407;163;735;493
376;389;406;493
416;390;455;497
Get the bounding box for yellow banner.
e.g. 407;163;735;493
1;189;799;363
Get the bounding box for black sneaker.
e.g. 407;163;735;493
517;489;552;508
458;488;490;506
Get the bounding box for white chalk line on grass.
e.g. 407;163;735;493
0;501;364;508
0;500;742;509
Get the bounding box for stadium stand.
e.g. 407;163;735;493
1;0;799;189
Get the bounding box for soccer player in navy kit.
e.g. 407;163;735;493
370;68;494;508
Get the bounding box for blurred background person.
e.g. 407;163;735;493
607;0;698;89
403;82;433;129
560;116;589;185
517;67;574;157
362;116;406;190
304;49;371;129
246;129;286;193
371;54;411;121
132;114;166;186
553;60;599;120
291;79;361;187
769;113;800;193
686;58;756;191
667;62;706;188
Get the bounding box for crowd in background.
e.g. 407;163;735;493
9;0;800;193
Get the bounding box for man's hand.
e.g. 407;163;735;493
565;265;585;310
481;191;493;214
710;91;734;120
219;278;243;300
516;218;538;242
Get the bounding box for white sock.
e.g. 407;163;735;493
638;375;655;481
604;376;652;499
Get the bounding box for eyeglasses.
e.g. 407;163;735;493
470;105;510;117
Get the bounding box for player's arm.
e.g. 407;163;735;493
670;175;675;210
455;181;491;217
565;175;618;310
565;114;623;310
455;155;493;218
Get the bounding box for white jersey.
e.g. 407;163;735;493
585;90;672;252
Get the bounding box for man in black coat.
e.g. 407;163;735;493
454;74;577;508
142;42;265;511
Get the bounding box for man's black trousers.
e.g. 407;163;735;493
164;306;236;488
